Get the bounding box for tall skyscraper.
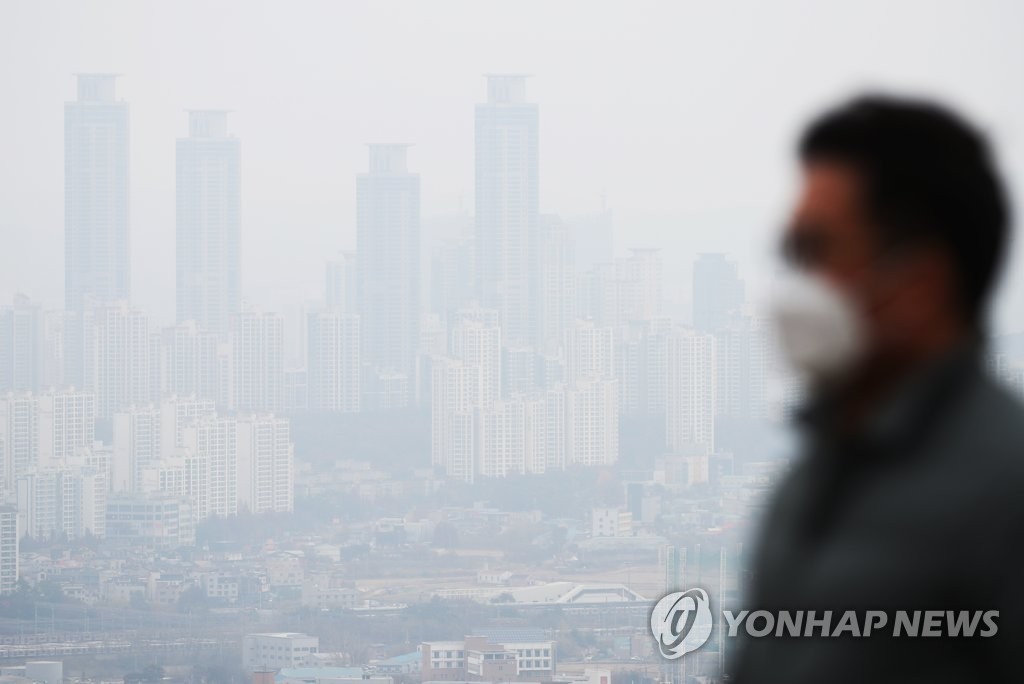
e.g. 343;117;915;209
176;111;241;337
356;145;420;400
429;237;475;324
65;74;130;311
693;253;744;332
475;75;540;347
540;215;575;353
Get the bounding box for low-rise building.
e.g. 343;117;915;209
105;496;195;548
242;632;319;673
421;631;555;682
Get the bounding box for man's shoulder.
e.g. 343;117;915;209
939;368;1024;477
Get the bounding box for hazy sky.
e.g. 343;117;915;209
3;0;1024;332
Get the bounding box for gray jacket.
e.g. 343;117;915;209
729;346;1024;683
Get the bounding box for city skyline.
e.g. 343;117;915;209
0;63;790;520
1;4;1023;681
4;1;1024;335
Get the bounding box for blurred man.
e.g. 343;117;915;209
730;97;1023;682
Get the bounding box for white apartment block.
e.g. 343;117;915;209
236;415;294;514
666;327;716;456
479;392;563;477
112;397;211;497
693;252;744;333
421;634;555;682
591;507;634;538
181;416;237;520
0;393;38;493
83;303;155;418
564;321;615;385
584;249;663;328
106;495;195;548
160;395;217;454
566;377;619;467
242;632;319;672
479;399;527;477
16;464;106;540
307;310;361;413
157;322;222;405
450;322;501;410
233;312;284;413
38;389;96;468
0;390;96;494
714;318;769;423
59;464;107;538
112;405;161;494
0;507;17;594
431;358;479;482
0;295;42;394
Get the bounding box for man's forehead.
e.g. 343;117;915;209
796;160;864;217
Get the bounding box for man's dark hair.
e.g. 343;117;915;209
800;95;1010;324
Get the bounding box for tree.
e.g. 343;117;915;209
432;521;458;549
124;665;164;684
178;585;210;614
129;591;148;610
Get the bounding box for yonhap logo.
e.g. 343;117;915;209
650;588;714;659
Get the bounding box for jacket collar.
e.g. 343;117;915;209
796;340;983;457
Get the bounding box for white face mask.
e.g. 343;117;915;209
768;270;866;384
